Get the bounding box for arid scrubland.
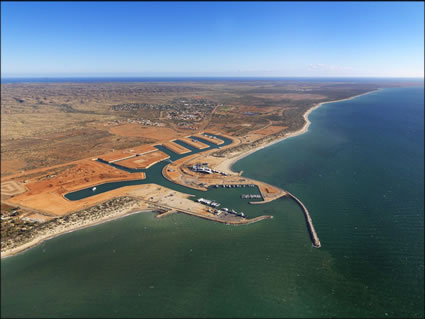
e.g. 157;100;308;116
1;80;394;176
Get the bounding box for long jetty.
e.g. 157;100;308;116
286;192;321;248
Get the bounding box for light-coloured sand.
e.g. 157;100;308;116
217;90;380;175
1;180;27;196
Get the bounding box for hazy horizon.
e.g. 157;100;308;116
1;2;424;78
2;74;424;80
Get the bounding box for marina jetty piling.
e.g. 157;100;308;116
241;194;262;199
287;192;321;248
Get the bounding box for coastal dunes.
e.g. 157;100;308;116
213;90;381;176
1;130;286;257
0;97;339;256
1;183;275;258
1;80;393;177
2;79;411;260
1;196;147;258
3;94;360;256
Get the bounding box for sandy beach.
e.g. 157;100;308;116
217;89;380;174
1;198;156;259
1;89;378;260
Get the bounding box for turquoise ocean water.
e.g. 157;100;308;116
1;87;423;318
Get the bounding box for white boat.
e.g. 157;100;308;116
92;187;97;191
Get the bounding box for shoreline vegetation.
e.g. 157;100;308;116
1;89;378;259
1;197;153;259
216;90;379;173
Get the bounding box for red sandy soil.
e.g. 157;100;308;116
252;93;327;101
193;133;224;145
178;137;209;149
5;160;145;215
162;151;285;202
252;125;288;136
109;124;186;141
162;141;191;154
100;145;158;162
7;185;147;216
115;150;169;169
2;131;239;216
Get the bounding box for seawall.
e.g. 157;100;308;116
287;192;321;248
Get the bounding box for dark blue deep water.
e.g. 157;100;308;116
1;87;423;318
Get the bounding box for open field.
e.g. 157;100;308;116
108;124;185;141
178;136;209;149
99;144;158;162
2;79;421;256
115;150;169;169
194;133;224;145
3;80;413;176
2;159;145;215
162;141;191;154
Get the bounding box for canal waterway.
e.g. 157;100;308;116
1;87;424;318
64;133;251;203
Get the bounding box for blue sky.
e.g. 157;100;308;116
1;1;424;77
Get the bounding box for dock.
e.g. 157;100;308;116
287;192;321;248
241;194;262;199
197;133;225;145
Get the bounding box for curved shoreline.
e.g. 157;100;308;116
1;89;378;259
220;89;380;174
1;207;158;259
